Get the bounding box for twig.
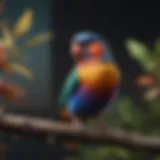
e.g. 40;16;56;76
0;109;159;153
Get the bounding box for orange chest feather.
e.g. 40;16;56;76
77;62;121;92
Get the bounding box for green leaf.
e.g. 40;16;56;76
110;148;130;159
115;97;143;130
126;39;157;71
115;97;134;123
154;156;160;160
94;147;130;160
154;38;160;68
126;39;150;58
23;32;53;47
12;8;33;38
154;38;160;54
148;99;160;119
10;63;33;79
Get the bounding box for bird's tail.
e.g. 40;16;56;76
59;108;83;151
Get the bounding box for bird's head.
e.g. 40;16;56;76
70;31;108;62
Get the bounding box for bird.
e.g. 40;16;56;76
58;31;121;151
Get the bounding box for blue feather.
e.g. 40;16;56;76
67;86;116;117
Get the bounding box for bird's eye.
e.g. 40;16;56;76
88;42;104;58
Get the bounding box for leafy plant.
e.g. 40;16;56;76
0;8;53;79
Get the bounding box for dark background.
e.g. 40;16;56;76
54;0;160;110
4;0;160;160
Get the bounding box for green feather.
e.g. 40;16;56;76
58;67;80;107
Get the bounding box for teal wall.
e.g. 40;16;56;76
5;0;53;113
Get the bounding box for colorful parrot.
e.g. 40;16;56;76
58;31;121;150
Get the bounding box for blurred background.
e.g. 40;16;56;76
4;0;53;114
0;0;159;160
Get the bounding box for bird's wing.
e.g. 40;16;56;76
58;66;80;107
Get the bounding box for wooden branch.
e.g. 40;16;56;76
0;109;159;153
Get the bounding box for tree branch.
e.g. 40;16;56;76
0;109;159;153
